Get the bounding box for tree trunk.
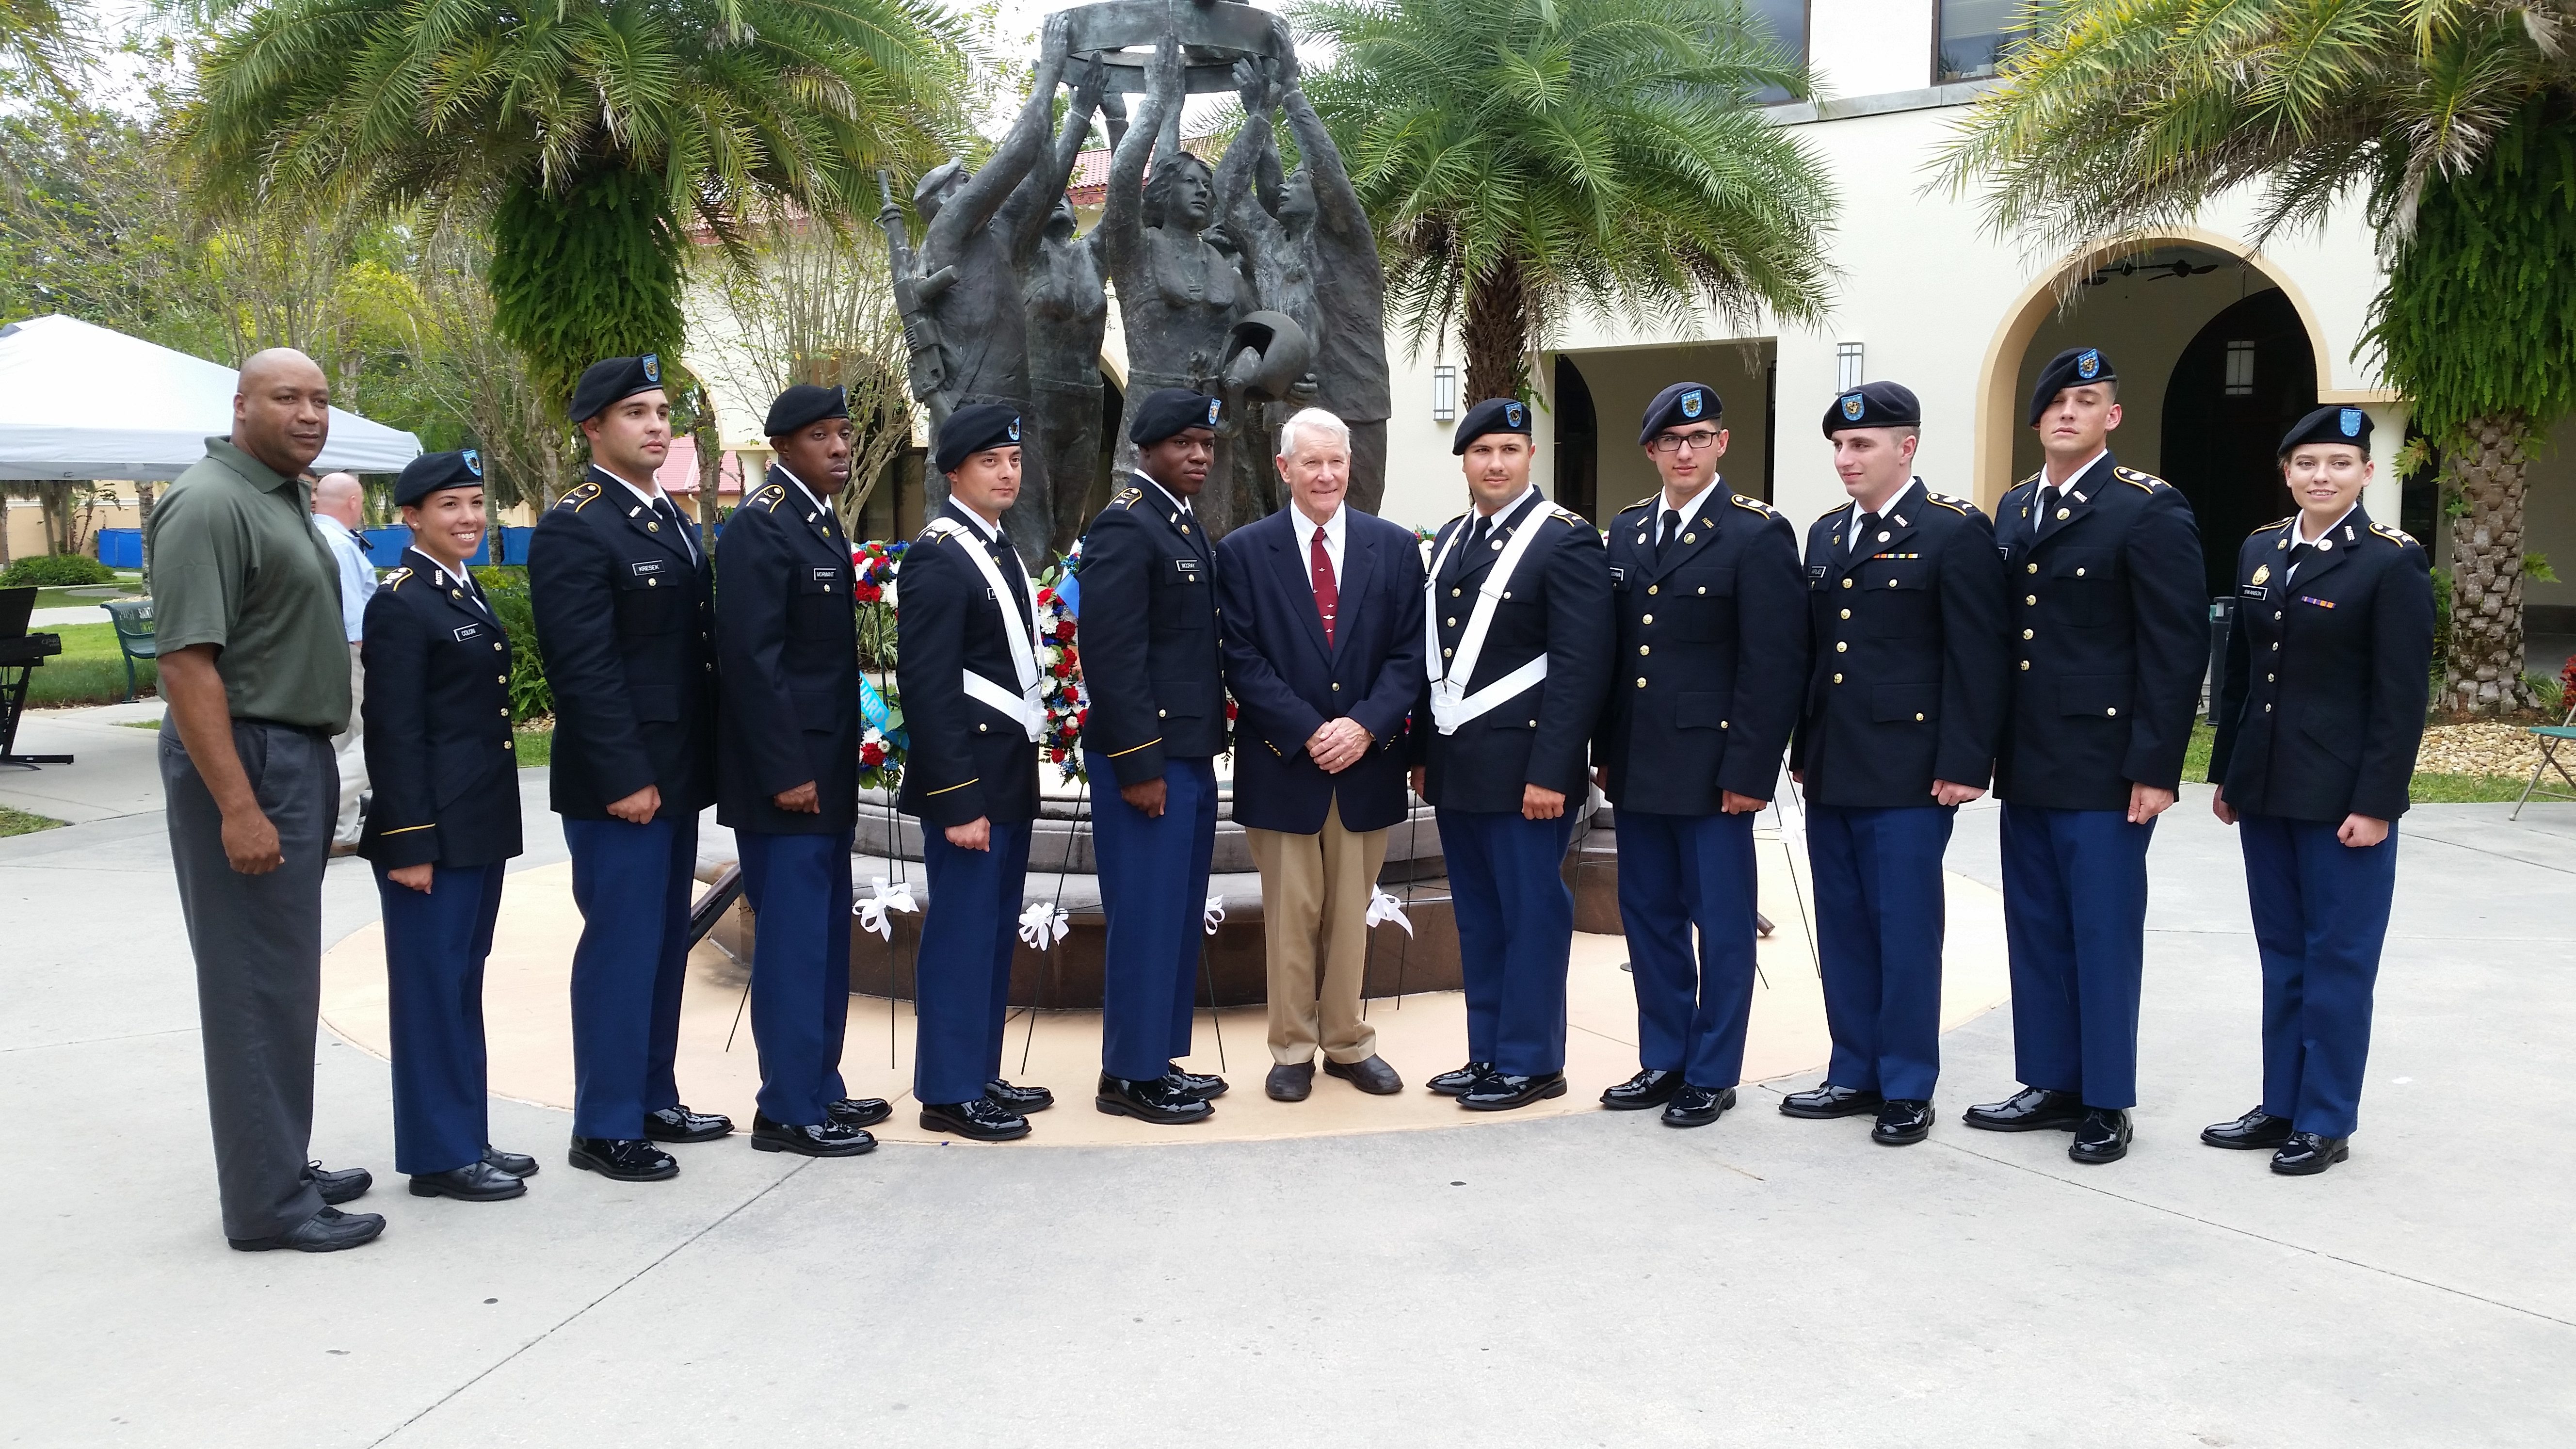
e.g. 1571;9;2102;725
2442;414;2541;716
1461;255;1531;406
692;406;724;556
136;481;157;584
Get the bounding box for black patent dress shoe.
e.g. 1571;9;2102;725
1161;1066;1229;1101
985;1079;1055;1114
228;1206;386;1253
921;1097;1031;1142
1963;1087;2088;1133
827;1097;893;1129
307;1161;373;1205
1096;1073;1215;1125
568;1136;679;1181
642;1105;733;1143
2201;1108;2293;1150
1266;1062;1314;1101
1325;1055;1404;1095
2068;1108;2132;1164
1459;1071;1569;1112
1600;1068;1683;1111
1778;1082;1885;1119
482;1144;539;1178
751;1111;877;1158
2270;1131;2350;1176
409;1159;528;1202
1661;1083;1737;1128
1427;1061;1496;1096
1871;1099;1935;1146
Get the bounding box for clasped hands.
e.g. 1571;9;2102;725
1304;717;1373;774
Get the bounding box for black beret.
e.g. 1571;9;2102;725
934;403;1022;475
1637;382;1723;445
764;384;849;438
1822;381;1921;436
2027;346;2116;426
1130;388;1222;448
1451;396;1532;454
2279;404;2373;457
569;353;666;422
394;449;485;508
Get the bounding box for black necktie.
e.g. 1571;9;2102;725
1449;515;1489;584
993;537;1033;634
2286;540;2315;578
1853;511;1881;556
2035;486;2060;540
654;496;695;563
1657;508;1682;564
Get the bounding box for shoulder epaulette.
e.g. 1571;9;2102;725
2251;515;2295;535
752;483;787;511
1921;493;1974;516
2113;465;2168;492
1730;494;1777;518
559;481;602;512
380;566;411;590
1549;505;1588;526
1815;501;1852;521
2370;522;2420;547
1617;495;1658;517
1110;485;1143;509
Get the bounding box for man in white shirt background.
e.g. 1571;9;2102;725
309;470;376;853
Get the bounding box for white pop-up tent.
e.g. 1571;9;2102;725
0;313;422;480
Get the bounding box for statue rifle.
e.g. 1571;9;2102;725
879;170;960;413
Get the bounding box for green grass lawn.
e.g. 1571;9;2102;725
31;584;140;611
0;805;65;837
2185;717;2532;804
23;622;154;706
513;725;551;767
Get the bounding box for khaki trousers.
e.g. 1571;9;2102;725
331;642;367;846
1245;799;1390;1066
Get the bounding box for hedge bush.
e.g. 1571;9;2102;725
471;565;554;723
0;554;115;587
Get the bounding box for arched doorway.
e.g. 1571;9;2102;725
1553;354;1600;520
2160;290;2317;597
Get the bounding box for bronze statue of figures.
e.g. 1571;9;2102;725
890;0;1392;548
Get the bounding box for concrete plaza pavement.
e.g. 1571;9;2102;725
1;745;2570;1446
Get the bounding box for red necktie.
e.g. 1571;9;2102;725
1311;524;1337;649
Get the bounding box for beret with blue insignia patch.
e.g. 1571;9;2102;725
1637;381;1723;444
2278;403;2373;457
2028;346;2119;426
1822;380;1920;436
569;354;667;422
1453;396;1534;453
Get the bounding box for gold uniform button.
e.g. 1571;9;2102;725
1833;673;1844;684
1641;614;1653;626
2076;567;2087;577
1446;617;1457;627
2271;642;2281;651
2019;660;2030;671
2267;673;2275;683
2025;595;2037;605
1915;712;1925;722
1636;677;1648;688
498;707;508;717
2022;628;2034;640
1330;682;1340;692
1648;585;1659;596
492;642;503;652
502;740;513;751
1526;720;1536;727
1835;642;1847;653
496;675;507;684
2265;703;2273;712
647;578;658;587
1841;579;1853;590
1887;579;1899;587
2027;563;2038;574
2274;612;2283;621
1639;645;1650;657
977;722;988;732
1721;721;1730;729
1443;648;1453;658
1697;586;1707;595
1451;587;1462;597
2106;707;2118;717
1157;708;1167;718
1838;609;1850;620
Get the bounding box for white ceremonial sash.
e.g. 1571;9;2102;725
923;516;1045;741
1422;506;1555;734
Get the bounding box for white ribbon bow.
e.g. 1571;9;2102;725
1018;900;1071;950
853;875;918;941
1204;892;1226;936
1365;889;1414;936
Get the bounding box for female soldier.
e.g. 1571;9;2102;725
2206;407;2433;1176
360;451;534;1201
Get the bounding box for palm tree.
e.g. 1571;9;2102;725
1293;0;1837;403
0;0;85;95
176;0;971;424
1933;0;2576;716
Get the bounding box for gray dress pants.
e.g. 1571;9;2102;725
161;719;335;1240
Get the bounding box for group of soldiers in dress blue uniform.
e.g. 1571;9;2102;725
358;341;2426;1202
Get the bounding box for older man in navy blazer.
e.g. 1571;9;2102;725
1217;408;1426;1102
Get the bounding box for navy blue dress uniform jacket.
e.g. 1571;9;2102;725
715;467;860;834
894;502;1042;828
525;466;717;820
1077;476;1227;785
356;549;524;869
1994;453;2206;809
2209;508;2432;823
1594;486;1806;811
1791;479;2011;805
1412;490;1614;811
1216;505;1427;835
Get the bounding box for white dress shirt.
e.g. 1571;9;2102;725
1843;478;1920;553
1650;476;1725;547
312;515;374;642
1293;501;1346;593
2286;504;2358;583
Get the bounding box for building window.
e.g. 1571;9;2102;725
1835;341;1864;392
2223;340;2256;396
1744;0;1807;104
1936;0;2030;84
1432;365;1459;422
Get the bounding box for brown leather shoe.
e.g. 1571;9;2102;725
1324;1055;1403;1095
1266;1062;1315;1101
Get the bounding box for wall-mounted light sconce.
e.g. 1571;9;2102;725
1835;341;1864;392
1432;365;1459;422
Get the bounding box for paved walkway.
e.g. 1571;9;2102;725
1;760;2569;1446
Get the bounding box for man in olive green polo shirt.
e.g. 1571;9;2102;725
152;348;386;1254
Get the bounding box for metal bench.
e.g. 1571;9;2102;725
2511;702;2576;820
101;597;157;703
